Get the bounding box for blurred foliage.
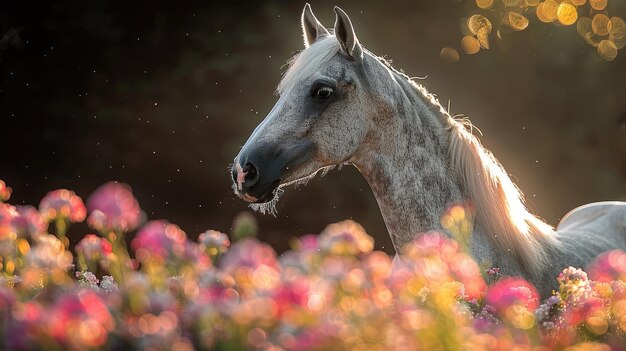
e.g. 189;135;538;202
0;0;624;254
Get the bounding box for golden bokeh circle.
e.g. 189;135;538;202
609;17;626;39
508;12;530;31
592;14;611;36
557;3;578;26
468;14;493;34
577;17;594;38
610;33;626;49
476;0;494;10
589;0;608;11
461;36;481;54
598;39;618;60
536;0;559;23
459;17;473;36
502;0;521;6
477;27;490;49
440;47;461;62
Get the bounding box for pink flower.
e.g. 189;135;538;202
131;220;187;263
39;189;87;223
0;202;18;239
181;240;211;269
317;220;374;255
75;234;113;261
6;301;44;350
87;182;142;233
558;266;591;300
219;239;280;293
587;250;626;283
46;289;115;348
0;286;15;310
485;277;540;314
11;205;48;238
0;180;11;202
399;232;486;299
272;279;310;316
561;295;605;327
293;234;319;252
198;230;230;256
220;238;280;273
25;234;73;270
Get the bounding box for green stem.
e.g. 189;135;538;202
106;230;131;285
55;218;69;248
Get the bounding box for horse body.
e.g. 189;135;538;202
550;202;626;276
231;4;626;297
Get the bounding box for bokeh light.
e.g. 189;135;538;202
454;0;625;60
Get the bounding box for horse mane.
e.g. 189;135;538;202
446;116;558;276
369;51;559;276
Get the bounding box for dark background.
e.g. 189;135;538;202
1;1;625;254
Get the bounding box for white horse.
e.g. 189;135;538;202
231;4;626;297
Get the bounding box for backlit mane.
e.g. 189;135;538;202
393;67;558;276
446;116;558;275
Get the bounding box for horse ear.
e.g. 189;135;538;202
301;3;330;48
333;6;363;60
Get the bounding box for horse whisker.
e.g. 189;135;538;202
248;187;284;217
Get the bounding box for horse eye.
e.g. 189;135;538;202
314;86;334;99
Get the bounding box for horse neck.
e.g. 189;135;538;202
352;63;465;252
352;59;556;278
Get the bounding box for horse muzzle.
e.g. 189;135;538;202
231;139;316;204
231;162;281;204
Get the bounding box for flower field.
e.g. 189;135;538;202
0;179;625;350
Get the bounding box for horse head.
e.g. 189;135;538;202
231;5;385;213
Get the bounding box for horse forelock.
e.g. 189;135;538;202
277;36;340;95
447;118;558;276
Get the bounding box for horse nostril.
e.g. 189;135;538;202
243;162;259;186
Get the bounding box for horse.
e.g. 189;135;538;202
230;4;626;297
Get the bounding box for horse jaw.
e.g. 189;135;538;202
247;164;339;216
